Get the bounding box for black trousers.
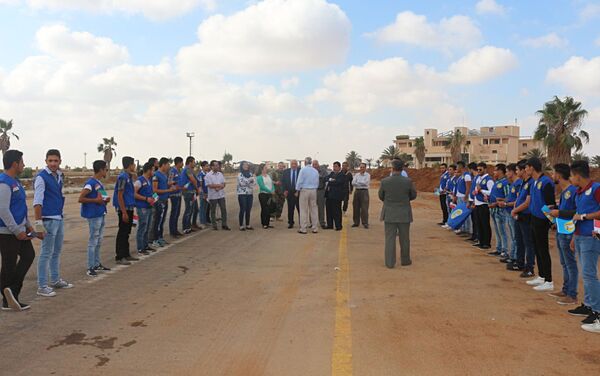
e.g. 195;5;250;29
116;209;133;261
286;194;300;225
0;234;35;304
531;216;552;282
439;194;448;224
471;206;479;240
326;198;343;230
342;192;350;212
475;205;491;247
258;193;271;227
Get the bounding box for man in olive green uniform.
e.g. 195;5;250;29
378;159;417;268
271;162;286;221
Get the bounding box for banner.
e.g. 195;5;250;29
447;202;472;230
556;218;575;235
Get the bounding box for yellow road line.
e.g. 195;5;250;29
332;225;352;375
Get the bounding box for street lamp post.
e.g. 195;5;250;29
186;132;195;157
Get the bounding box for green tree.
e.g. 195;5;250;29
414;136;426;168
526;148;548;170
571;152;589;162
445;129;466;163
345;150;362;169
0;119;19;155
97;137;117;174
591;155;600;168
365;158;373;169
380;145;400;162
534;96;588;165
375;159;381;168
222;151;233;172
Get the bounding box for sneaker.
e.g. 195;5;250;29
548;291;567;298
442;225;451;229
151;241;163;248
508;263;524;271
312;229;319;234
18;302;30;311
298;230;307;234
125;256;139;261
479;245;491;250
499;257;511;264
437;222;445;226
245;226;254;230
520;270;534;278
145;246;157;252
222;226;231;231
158;239;168;246
183;228;192;234
240;226;246;231
351;224;359;228
526;276;545;286
454;229;462;234
138;250;150;256
487;251;502;257
2;300;30;311
581;318;600;333
86;268;98;277
557;296;577;305
37;286;57;297
116;259;132;266
2;287;21;310
364;224;369;229
1;300;11;311
52;279;74;289
533;281;554;291
568;304;593;317
95;264;111;271
582;312;600;324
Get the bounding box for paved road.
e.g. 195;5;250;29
1;186;599;375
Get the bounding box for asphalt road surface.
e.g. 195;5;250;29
0;186;599;375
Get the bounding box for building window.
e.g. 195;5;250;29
466;140;471;145
409;142;412;147
522;143;527;148
426;131;429;135
483;139;489;145
492;139;500;144
492;150;498;154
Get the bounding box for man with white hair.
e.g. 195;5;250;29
295;159;320;234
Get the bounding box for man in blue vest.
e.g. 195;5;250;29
198;161;211;226
552;161;600;332
78;160;111;277
437;163;450;226
488;164;510;258
113;156;138;265
471;162;494;249
134;162;156;255
466;162;479;243
0;150;41;311
179;156;199;234
168;156;183;237
152;158;176;247
523;157;556;292
511;159;536;277
34;149;73;298
441;164;456;230
502;163;523;269
454;161;473;235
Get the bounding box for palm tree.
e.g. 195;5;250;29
526;148;548;170
375;159;381;168
365;158;373;169
222;151;233;166
571;152;589;162
380;145;401;162
345;150;362;169
534;96;588;165
97;137;117;174
0;119;19;155
414;136;426;168
591;155;600;168
445;129;466;163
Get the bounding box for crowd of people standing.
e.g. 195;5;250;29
437;157;600;334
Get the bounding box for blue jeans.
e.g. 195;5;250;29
575;236;600;312
153;200;168;240
556;233;577;298
169;195;181;235
516;217;535;270
492;209;510;253
507;215;519;260
238;194;254;227
182;192;195;230
37;219;64;287
199;194;208;225
136;207;152;251
86;216;105;269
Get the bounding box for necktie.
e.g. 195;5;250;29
292;170;296;188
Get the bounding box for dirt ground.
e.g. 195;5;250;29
0;185;598;375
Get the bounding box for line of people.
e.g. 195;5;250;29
437;157;600;334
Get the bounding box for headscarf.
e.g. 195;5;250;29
240;161;252;178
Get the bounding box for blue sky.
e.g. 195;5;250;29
0;0;598;167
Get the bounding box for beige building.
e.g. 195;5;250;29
395;125;544;167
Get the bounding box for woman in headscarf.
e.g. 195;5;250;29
236;161;255;231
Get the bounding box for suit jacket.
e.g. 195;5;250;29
378;174;417;223
281;168;301;194
325;171;345;201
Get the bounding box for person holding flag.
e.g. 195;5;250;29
488;164;510;258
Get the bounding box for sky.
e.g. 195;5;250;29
0;0;599;168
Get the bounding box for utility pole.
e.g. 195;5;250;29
186;132;195;157
84;152;87;169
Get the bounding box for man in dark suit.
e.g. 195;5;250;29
341;161;353;215
325;161;345;230
379;159;417;268
281;159;301;229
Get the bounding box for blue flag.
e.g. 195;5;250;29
447;202;472;230
556;218;575;235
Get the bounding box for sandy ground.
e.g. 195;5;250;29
0;186;599;376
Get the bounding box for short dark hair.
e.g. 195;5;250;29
392;159;403;171
185;156;195;165
457;161;465;168
148;157;158;164
359;162;367;168
440;163;448;168
517;159;527;170
333;161;341;167
158;157;170;167
468;162;477;170
210;160;219;167
477;162;487;169
173;157;183;165
122;156;135;169
46;149;61;159
142;161;154;173
449;164;457;170
200;161;208;167
507;163;517;173
526;157;542;172
93;160;107;173
553;163;571;180
570;160;590;179
3;150;23;170
495;163;506;174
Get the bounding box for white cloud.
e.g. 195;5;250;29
521;32;568;48
366;11;482;53
445;46;518;84
177;0;351;75
475;0;506;15
580;3;600;21
3;0;215;21
595;36;600;46
281;77;299;90
547;56;600;95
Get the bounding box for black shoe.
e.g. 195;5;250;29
499;257;511;263
363;224;369;229
87;268;98;277
351;224;359;227
472;243;483;247
520;270;534;278
18;302;30;311
581;311;600;324
508;263;524;271
95;264;111;271
222;226;231;231
213;226;219;231
569;304;593;317
335;227;343;231
487;250;501;256
126;256;140;261
479;245;491;250
323;226;333;230
138;250;150;256
288;224;294;229
437;222;445;226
